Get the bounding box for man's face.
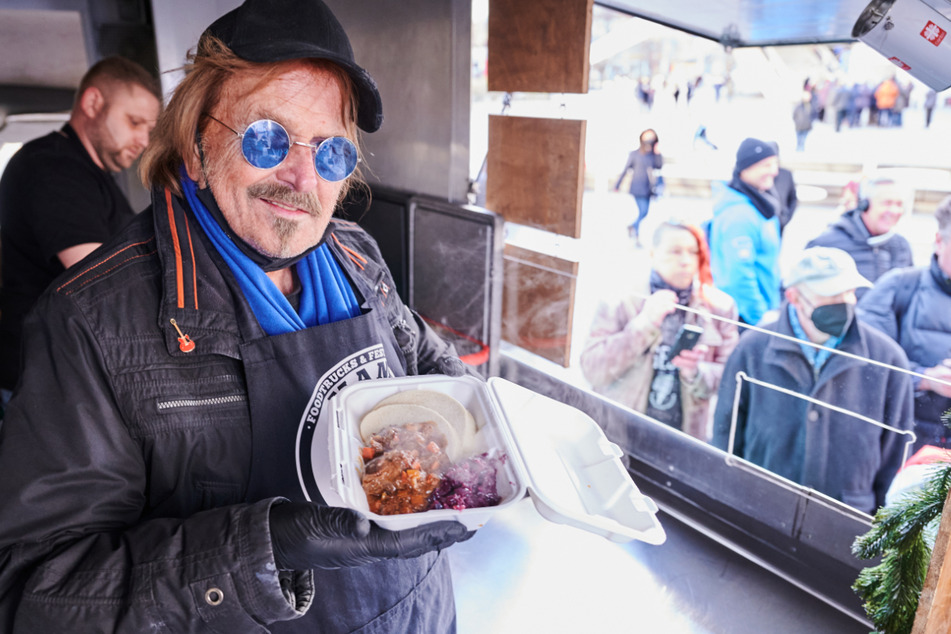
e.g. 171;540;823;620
861;183;905;236
87;84;160;172
651;228;699;290
936;230;951;278
198;62;351;259
739;156;779;192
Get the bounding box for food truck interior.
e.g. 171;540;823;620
3;0;948;631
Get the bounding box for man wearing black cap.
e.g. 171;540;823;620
708;137;782;325
0;1;473;631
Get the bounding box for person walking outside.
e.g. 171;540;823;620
925;89;937;128
874;76;899;127
793;91;815;151
614;128;663;247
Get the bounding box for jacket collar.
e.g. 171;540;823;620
839;207;900;247
323;219;389;310
930;255;951;296
153;187;249;359
152;188;383;359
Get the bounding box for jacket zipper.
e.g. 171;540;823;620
157;394;245;411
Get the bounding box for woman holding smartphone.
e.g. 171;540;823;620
580;221;740;441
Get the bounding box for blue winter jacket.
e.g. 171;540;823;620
857;258;951;448
708;182;782;324
712;303;914;513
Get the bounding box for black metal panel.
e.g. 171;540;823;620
341;185;503;377
0;86;74;117
499;350;874;627
410;195;503;377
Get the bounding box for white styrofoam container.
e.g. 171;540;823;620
311;375;666;545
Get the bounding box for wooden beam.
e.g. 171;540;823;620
913;486;951;633
486;115;585;238
487;0;593;94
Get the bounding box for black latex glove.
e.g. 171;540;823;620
269;502;475;570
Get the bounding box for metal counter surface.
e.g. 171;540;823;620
449;498;868;633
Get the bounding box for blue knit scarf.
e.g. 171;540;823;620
181;176;360;335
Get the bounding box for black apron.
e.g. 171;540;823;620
239;305;455;633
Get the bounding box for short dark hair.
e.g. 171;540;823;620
74;56;162;108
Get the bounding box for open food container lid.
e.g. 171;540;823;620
310;375;664;544
486;378;666;545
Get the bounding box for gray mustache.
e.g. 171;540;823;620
248;183;322;217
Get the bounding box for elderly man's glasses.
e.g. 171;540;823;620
206;115;359;182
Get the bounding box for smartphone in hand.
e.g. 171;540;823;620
668;324;704;359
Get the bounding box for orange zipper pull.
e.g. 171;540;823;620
170;318;196;353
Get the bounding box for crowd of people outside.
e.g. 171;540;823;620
791;75;932;150
591;125;951;515
635;74;713;111
620;68;936;135
810;74;932;132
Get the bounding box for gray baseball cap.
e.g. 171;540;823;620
784;247;872;296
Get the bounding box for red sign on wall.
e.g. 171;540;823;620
889;57;911;71
921;21;947;46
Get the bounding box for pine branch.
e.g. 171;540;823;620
852;463;951;634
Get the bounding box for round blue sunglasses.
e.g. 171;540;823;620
206;115;359;182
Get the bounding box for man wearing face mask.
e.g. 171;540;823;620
712;247;914;513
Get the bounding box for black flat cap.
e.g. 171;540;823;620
203;0;383;133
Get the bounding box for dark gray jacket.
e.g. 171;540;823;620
614;149;663;198
857;259;951;448
806;208;913;298
0;187;467;632
712;304;914;513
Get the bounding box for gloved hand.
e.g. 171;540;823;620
269;502;475;570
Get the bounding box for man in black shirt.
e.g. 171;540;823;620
0;57;161;402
